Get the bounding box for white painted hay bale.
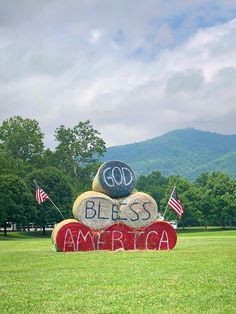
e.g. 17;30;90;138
72;191;117;229
92;160;135;198
119;192;158;228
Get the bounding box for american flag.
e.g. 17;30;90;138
36;187;49;204
168;187;184;218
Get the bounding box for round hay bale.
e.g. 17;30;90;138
119;192;158;228
72;191;117;229
114;189;138;208
99;222;134;251
138;221;177;250
92;160;135;198
51;219;91;252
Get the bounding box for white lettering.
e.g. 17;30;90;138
128;231;142;250
103;166;133;188
103;167;114;187
158;230;169;250
112;166;123;185
145;231;159;250
76;230;95;251
97;231;109;250
63;228;76;252
122;167;133;186
112;230;124;250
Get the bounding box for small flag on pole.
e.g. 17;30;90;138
34;180;65;219
168;187;184;218
36;187;49;204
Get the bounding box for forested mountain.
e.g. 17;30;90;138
104;128;236;179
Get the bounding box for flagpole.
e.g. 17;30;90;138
163;186;175;219
33;180;65;220
46;195;65;220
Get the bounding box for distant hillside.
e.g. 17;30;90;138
104;128;236;180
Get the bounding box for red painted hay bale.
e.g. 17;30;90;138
52;220;177;252
52;219;80;251
137;221;177;250
52;219;95;252
99;221;177;251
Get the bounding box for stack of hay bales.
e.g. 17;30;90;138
73;160;158;229
52;160;177;252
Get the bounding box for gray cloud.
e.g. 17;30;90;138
0;1;236;148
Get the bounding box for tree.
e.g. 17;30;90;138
0;149;33;177
26;167;75;234
136;171;168;208
54;120;106;183
161;176;202;227
0;174;33;235
195;172;236;228
0;116;44;163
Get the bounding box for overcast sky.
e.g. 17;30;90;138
0;1;236;148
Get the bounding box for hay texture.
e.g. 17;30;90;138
72;191;117;229
119;192;158;228
92;160;135;198
52;219;81;252
52;219;177;252
51;160;178;252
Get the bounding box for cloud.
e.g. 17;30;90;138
0;1;236;148
89;29;103;44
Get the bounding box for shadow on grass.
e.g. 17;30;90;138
0;230;52;240
177;226;236;234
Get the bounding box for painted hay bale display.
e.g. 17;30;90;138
51;219;77;245
101;221;177;251
51;219;94;252
52;220;177;252
72;191;117;229
136;221;177;250
92;160;135;198
51;159;178;252
119;192;158;228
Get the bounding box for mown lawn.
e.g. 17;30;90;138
0;228;235;313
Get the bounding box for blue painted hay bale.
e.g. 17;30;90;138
92;160;135;198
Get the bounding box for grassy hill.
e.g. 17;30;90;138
104;128;236;179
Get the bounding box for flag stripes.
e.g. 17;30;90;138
167;187;184;218
36;187;49;204
168;198;183;216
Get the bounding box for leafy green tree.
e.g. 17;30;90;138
136;171;168;208
26;167;75;234
0;174;33;235
161;176;202;227
0;149;33;177
219;191;236;227
53;120;106;187
195;172;236;228
0;116;44;163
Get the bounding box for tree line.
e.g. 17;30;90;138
0;116;106;235
0;116;235;235
136;170;236;228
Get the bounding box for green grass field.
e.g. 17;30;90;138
0;228;235;313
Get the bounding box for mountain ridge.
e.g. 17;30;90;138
103;128;236;179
